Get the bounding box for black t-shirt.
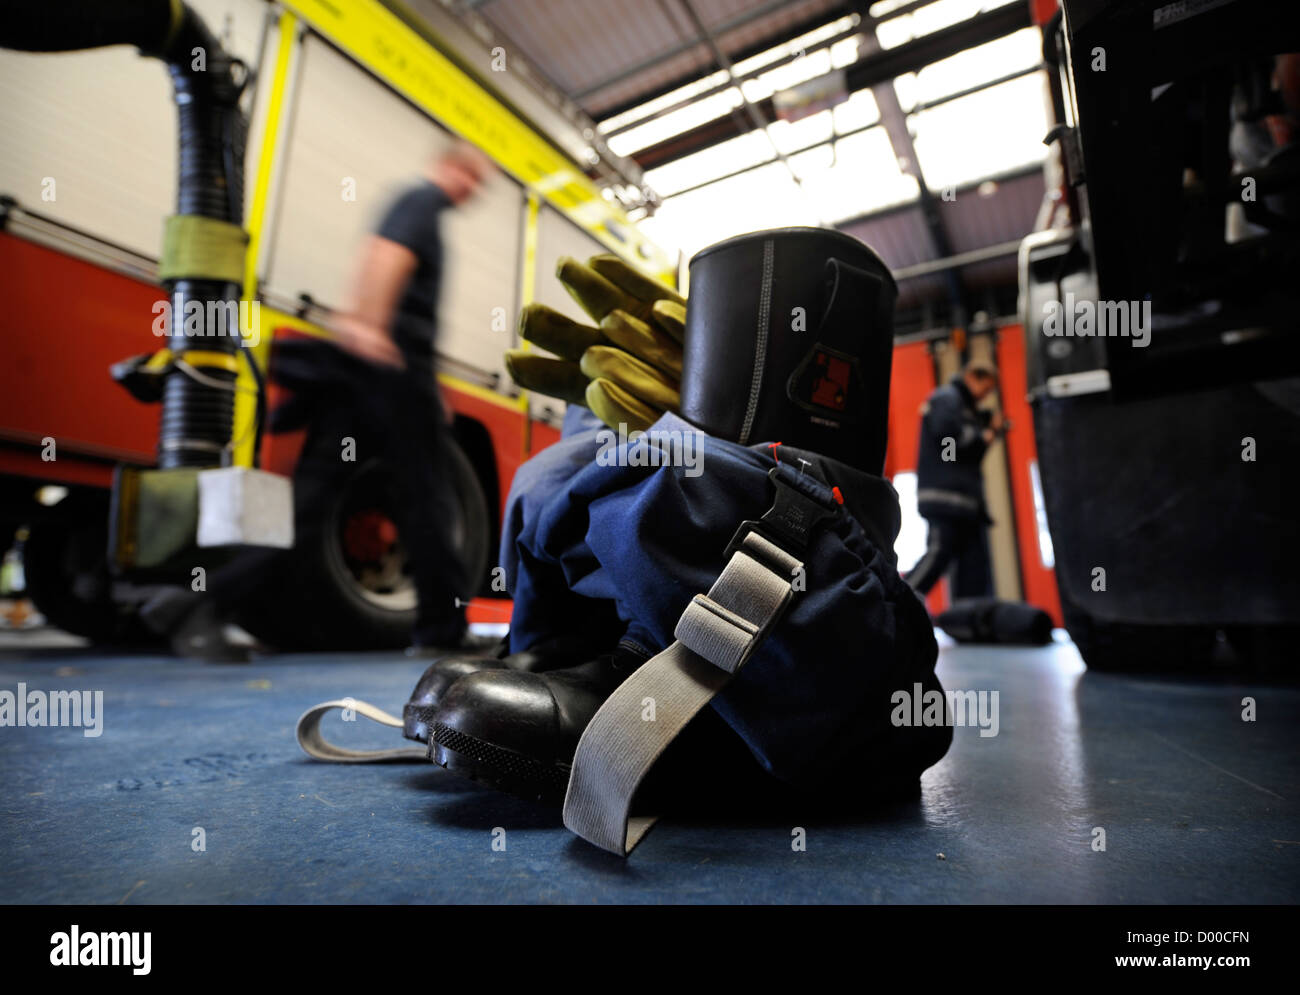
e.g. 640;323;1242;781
376;181;449;362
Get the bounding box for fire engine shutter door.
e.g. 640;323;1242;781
0;0;274;261
529;205;623;422
267;36;521;388
533;204;618;323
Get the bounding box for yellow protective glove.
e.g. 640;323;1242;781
505;254;685;432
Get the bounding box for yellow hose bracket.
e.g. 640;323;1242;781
177;350;240;373
159;215;249;284
143;348;175;372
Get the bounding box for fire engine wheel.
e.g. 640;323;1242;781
21;492;153;645
1062;600;1218;673
240;440;490;650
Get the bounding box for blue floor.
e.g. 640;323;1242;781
1;635;1297;903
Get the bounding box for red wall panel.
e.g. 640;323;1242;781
884;340;936;477
884;340;949;613
996;325;1062;625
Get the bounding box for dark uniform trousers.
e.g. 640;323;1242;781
906;514;994;599
209;346;467;645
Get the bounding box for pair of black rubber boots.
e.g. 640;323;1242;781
403;637;787;809
402;639;644;803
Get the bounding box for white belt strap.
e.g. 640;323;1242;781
562;530;803;856
295;698;428;763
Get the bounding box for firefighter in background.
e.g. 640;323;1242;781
146;142;494;660
330;141;494;653
905;357;1008;599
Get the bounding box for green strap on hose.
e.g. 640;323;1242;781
159;215;248;283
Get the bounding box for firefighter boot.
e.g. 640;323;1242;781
428;646;646;802
402;634;600;744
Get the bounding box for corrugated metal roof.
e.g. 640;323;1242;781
837;167;1045;314
471;0;846;118
463;2;1047;322
840;205;934;271
939;169;1044;255
958;255;1018;291
840;206;939;311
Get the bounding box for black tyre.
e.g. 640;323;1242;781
1062;601;1217;674
239;438;490;650
1224;624;1300;677
21;492;152;644
1030;382;1300;674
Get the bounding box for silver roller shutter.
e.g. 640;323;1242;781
527;205;620;424
533;204;614;324
0;0;277;260
267;36;522;388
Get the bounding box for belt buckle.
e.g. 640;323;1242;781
723;466;841;566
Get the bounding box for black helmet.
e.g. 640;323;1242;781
679;227;897;475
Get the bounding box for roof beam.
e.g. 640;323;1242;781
589;0;957;122
630;1;1031;169
602;20;862;140
850;6;965;324
592;3;857;120
669;0;812;211
572;0;805;101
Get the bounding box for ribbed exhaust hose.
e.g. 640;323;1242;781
3;1;249;468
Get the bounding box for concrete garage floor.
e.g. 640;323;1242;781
1;633;1297;904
